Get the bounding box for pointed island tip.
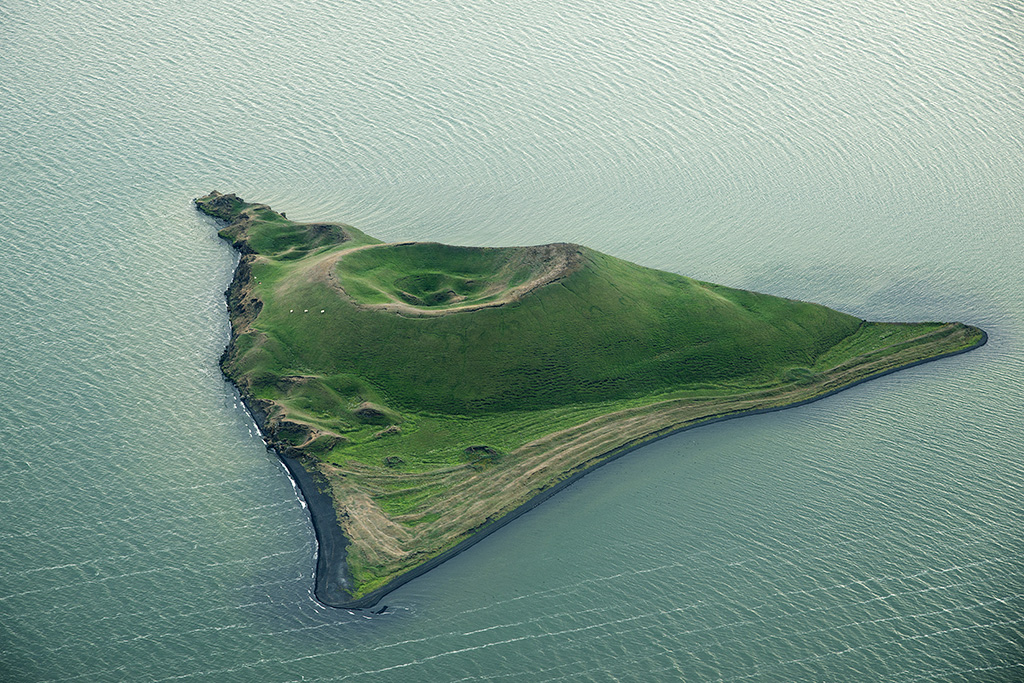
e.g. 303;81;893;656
195;191;986;609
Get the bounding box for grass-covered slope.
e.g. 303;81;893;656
197;191;986;606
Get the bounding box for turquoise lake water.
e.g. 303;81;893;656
1;0;1022;680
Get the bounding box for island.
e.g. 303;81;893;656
195;191;986;609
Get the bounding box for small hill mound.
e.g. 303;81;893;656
288;246;864;414
334;241;583;314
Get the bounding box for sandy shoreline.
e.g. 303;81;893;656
236;396;356;607
328;327;988;609
229;322;986;609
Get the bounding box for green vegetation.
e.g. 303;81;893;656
196;191;986;602
337;242;541;308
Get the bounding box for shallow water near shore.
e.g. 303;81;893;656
1;0;1022;680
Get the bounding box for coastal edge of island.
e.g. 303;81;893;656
203;197;988;611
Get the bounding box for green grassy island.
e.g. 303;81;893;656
196;191;986;608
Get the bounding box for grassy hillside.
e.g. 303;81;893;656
196;191;985;603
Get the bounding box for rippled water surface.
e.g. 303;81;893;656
2;0;1022;680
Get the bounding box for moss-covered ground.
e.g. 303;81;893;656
197;191;985;600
